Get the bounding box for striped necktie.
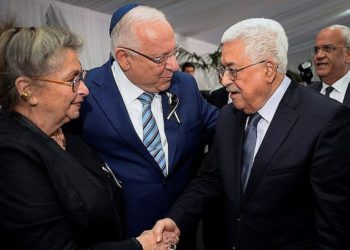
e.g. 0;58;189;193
138;93;167;176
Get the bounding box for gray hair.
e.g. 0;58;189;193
110;5;168;59
327;24;350;47
0;21;83;111
221;18;288;73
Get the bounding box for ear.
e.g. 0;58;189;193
115;48;130;71
15;76;38;106
265;61;277;83
345;48;350;64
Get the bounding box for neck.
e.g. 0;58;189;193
50;127;66;150
14;106;63;136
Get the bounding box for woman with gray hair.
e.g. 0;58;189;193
0;21;178;250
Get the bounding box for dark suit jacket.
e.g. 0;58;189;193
0;111;141;250
208;86;229;109
168;81;350;250
77;58;218;246
308;80;350;107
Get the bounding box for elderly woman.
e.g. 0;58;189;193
0;22;179;250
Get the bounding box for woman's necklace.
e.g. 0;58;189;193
51;127;66;150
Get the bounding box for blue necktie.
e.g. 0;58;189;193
138;93;167;176
241;113;261;191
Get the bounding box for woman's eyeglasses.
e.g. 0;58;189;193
33;70;87;92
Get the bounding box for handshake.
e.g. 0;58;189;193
136;218;180;250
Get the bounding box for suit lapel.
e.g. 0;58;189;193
221;108;246;206
315;81;322;91
161;88;180;172
242;82;300;203
343;81;350;107
233;112;247;205
91;62;163;173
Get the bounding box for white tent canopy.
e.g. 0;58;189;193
1;0;350;90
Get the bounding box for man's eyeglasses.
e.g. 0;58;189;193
33;70;86;92
311;44;349;56
217;60;266;79
119;44;181;65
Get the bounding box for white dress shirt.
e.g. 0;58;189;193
111;61;169;169
321;70;350;103
249;75;291;160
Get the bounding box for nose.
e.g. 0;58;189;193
220;72;233;87
77;80;89;96
165;55;179;72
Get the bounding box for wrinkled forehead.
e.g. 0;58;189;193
221;39;250;66
136;21;176;53
315;28;344;45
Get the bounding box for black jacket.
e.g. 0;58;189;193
0;111;141;250
308;80;350;107
168;81;350;250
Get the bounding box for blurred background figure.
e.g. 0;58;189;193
181;61;195;75
308;24;350;107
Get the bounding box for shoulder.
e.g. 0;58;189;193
168;71;201;98
171;71;197;88
286;82;349;126
307;81;322;91
0;113;38;149
86;58;114;87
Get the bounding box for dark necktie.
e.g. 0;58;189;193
325;86;334;97
138;93;167;176
241;113;262;191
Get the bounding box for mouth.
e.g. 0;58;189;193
316;62;328;68
71;100;83;106
229;91;241;100
161;74;173;79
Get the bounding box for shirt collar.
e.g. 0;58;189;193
258;75;291;124
322;70;350;94
111;60;161;104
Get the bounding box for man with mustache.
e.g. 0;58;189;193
309;25;350;107
76;3;218;250
155;18;350;250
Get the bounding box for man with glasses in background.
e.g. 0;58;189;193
75;4;218;250
309;25;350;107
154;18;350;250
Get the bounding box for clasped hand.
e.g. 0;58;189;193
137;218;180;250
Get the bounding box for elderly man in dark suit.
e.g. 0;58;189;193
309;24;350;107
76;4;218;250
155;18;350;250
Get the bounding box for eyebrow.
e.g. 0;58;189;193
314;44;334;47
224;62;238;67
64;69;82;80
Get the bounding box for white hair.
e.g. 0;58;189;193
327;24;350;47
221;18;288;73
110;5;168;59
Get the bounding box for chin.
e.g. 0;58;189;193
68;111;80;120
157;82;171;92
